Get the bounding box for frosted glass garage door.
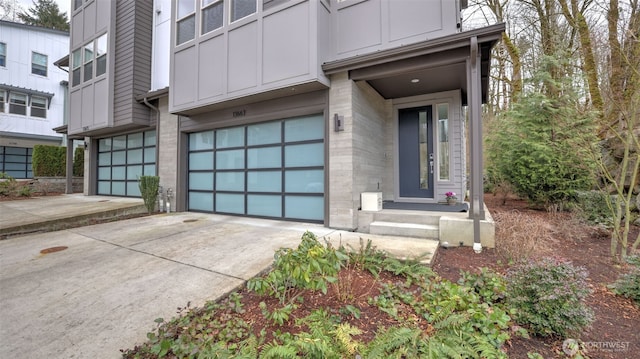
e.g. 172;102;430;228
96;130;156;197
187;114;324;222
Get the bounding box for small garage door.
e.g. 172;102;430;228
187;114;324;222
0;146;33;178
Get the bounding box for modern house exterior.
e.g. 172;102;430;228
0;21;69;179
66;0;503;248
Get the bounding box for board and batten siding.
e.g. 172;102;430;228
170;0;331;115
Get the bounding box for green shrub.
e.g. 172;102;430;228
73;147;84;177
575;190;613;227
0;173;18;196
32;145;66;176
505;257;593;337
611;256;640;305
459;268;507;304
486;57;597;208
138;176;160;214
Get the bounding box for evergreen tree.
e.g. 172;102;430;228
18;0;68;31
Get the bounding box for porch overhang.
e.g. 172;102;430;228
322;23;505;104
323;23;505;251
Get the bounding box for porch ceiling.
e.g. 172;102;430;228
322;23;505;103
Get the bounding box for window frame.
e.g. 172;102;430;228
95;33;108;77
31;52;48;77
30;96;47;119
201;0;224;35
0;42;6;67
9;92;27;116
71;48;82;86
176;0;196;45
230;0;257;23
0;90;5;113
83;42;94;82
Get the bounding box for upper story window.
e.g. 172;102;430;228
9;93;27;115
202;0;223;34
95;34;107;77
0;90;5;112
71;34;107;87
72;48;81;86
177;0;196;45
231;0;256;22
83;42;94;82
30;96;47;118
0;43;6;67
31;52;47;77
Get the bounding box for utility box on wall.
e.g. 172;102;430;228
361;192;382;211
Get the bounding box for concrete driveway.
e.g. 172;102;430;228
0;197;437;358
0;212;332;358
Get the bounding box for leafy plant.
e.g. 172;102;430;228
610;256;640;305
138;175;160;214
459;268;507;304
505;257;594;337
248;231;347;305
0;173;19;196
574;190;614;227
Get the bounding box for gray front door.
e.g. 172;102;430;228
398;106;434;198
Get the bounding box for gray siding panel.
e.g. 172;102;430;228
113;0;152;127
262;2;310;84
170;0;330;114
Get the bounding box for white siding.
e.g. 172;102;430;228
0;22;69;139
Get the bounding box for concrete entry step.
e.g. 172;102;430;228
369;221;439;239
371;210;441;225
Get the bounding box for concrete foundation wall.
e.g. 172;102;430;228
440;207;495;248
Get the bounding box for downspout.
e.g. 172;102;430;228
141;97;160;178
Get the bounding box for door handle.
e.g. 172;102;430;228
429;160;434;174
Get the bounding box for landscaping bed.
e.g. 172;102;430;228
121;194;639;358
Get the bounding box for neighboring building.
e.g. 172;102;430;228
0;20;69;179
67;0;503;247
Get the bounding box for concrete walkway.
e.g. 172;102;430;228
0;195;438;358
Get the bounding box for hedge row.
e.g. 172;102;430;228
32;145;84;177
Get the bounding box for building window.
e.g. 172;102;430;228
95;34;107;77
0;43;6;67
202;0;223;34
231;0;256;22
437;103;450;181
177;0;196;45
83;42;93;81
31;52;47;76
73;0;82;11
31;96;47;118
72;49;81;86
0;90;5;112
9;93;27;115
